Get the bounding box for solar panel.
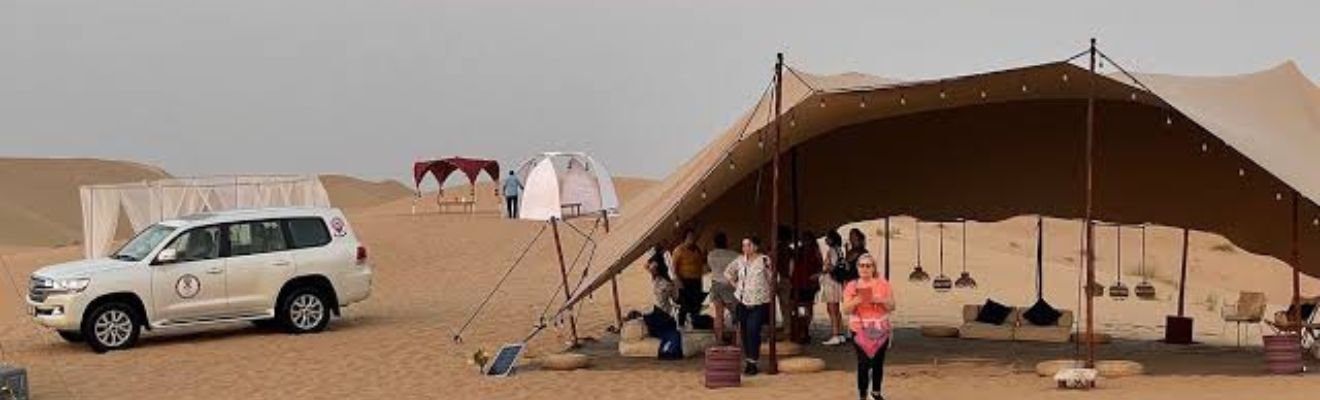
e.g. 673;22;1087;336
483;343;526;377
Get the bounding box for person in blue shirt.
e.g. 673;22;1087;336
502;171;524;219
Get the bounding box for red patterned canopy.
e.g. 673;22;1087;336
412;157;501;193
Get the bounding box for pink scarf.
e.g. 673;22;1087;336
853;316;891;358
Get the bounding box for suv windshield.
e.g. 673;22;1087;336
111;224;177;262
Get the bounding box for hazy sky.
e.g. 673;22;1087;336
3;1;1317;187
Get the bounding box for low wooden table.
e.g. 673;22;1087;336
438;199;476;214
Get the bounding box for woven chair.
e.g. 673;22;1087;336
1220;291;1266;347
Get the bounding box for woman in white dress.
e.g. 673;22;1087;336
820;230;847;345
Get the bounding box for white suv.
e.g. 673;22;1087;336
26;207;373;352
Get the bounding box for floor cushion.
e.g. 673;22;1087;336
778;357;826;373
540;353;591;370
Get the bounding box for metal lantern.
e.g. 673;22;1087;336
909;220;930;282
1134;224;1157;300
932;222;952;292
954;219;977;289
1108;224;1130;300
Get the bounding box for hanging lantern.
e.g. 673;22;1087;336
819;97;826;108
908;220;930;282
1134;223;1157;300
932;222;953;292
1108;224;1130;300
859;96;867;108
955;219;977;289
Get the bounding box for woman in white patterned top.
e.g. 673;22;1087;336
723;237;773;375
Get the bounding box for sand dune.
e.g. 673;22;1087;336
3;171;1320;399
319;174;415;210
0;158;170;248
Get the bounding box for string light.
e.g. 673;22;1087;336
1166;115;1173;126
728;158;736;170
1201;143;1208;153
1276;193;1284;201
819;97;826;108
899;95;907;106
1238;168;1245;177
1130;93;1138;101
979;90;987;99
789;118;796;128
701;188;707;199
1062;73;1069;82
1313;218;1318;226
758;135;764;149
1021;84;1029;93
939;89;947;99
860;96;867;108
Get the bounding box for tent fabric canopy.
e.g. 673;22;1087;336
514;152;620;221
561;58;1320;312
412;157;501;193
80;175;330;259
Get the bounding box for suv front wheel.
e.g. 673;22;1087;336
278;287;330;334
82;301;141;353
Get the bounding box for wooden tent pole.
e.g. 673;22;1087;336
885;217;891;280
766;52;784;375
1177;228;1189;317
1291;191;1302;334
602;210;623;330
1036;216;1044;302
549;217;580;346
1083;38;1098;369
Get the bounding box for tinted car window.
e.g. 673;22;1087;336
164;226;222;262
287;218;331;249
229;220;288;256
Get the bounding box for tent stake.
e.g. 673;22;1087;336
603;210;623;330
549;217;580;346
1083;38;1098;369
765;51;784;375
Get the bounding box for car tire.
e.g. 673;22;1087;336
278;286;331;334
57;330;85;343
82;301;141;353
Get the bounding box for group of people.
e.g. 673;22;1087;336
644;227;895;400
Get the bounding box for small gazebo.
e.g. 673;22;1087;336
412;157;501;213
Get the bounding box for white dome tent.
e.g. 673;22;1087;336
514;152;619;221
79;175;329;259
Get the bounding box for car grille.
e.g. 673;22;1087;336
28;276;53;302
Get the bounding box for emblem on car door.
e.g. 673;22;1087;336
176;274;201;299
330;217;347;237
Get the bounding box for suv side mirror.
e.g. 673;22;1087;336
156;248;179;264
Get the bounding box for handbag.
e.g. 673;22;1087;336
828;248;855;283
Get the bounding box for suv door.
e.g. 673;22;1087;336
224;220;296;315
152;225;228;323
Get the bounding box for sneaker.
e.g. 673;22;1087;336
744;361;760;376
823;335;847;346
870;392;885;400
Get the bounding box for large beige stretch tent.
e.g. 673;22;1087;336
562;56;1320;312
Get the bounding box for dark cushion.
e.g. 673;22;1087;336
975;299;1013;325
1023;299;1063;326
1284;303;1317;321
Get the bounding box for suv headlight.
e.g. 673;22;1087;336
52;277;91;293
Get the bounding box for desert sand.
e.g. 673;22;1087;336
1;160;1318;399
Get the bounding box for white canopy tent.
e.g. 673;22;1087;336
514;152;619;221
80;175;330;259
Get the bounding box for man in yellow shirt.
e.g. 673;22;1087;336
671;230;707;327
